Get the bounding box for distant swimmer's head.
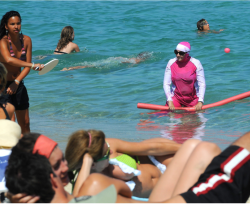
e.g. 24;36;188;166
197;19;210;31
136;52;151;60
0;11;22;40
175;42;191;61
61;26;75;42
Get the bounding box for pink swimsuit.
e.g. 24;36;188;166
163;55;206;107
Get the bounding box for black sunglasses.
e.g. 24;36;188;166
174;50;186;56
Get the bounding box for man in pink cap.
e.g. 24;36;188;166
163;42;206;111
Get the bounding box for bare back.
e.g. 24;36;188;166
54;42;80;54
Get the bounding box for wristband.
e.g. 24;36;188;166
14;79;20;85
31;62;35;70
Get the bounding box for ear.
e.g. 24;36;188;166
5;24;8;30
50;173;59;189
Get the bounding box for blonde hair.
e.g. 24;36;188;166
0;63;7;91
65;129;105;171
56;26;74;51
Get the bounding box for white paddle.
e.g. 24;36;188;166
35;59;59;75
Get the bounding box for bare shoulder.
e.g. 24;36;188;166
22;34;32;43
69;42;80;52
68;42;76;47
0;36;8;44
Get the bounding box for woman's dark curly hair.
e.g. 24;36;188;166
56;26;74;51
0;11;22;40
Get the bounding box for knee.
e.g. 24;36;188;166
18;117;30;127
196;142;221;156
183;139;201;150
232;131;250;150
18;120;30;134
25;121;30;128
22;120;30;132
23;120;30;128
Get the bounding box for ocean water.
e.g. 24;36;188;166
1;1;250;151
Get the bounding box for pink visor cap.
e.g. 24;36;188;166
176;42;191;53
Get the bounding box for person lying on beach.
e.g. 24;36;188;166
148;130;250;203
65;129;224;200
5;150;125;203
60;52;151;71
6;133;132;203
65;129;184;198
7;130;250;203
197;18;224;33
54;26;80;55
0;63;14;119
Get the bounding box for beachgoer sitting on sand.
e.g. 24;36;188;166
197;19;224;33
54;26;80;54
6;132;131;203
60;52;151;71
0;63;14;120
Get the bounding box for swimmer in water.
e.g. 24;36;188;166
197;19;224;33
61;52;151;71
54;26;80;54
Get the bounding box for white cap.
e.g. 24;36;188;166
176;42;191;53
0;119;21;147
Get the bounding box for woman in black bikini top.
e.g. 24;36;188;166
54;26;80;54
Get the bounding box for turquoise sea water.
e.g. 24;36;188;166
1;1;250;151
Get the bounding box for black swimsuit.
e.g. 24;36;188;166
54;50;68;54
0;95;10;120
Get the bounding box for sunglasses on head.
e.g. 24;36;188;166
174;50;186;56
95;141;110;162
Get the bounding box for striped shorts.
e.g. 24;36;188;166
181;145;250;203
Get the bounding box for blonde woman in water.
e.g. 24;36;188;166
54;26;80;54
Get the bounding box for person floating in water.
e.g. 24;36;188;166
197;19;224;33
54;26;80;54
61;52;151;71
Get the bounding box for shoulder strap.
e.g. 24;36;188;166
0;103;10;120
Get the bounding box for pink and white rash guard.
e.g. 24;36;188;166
163;55;206;107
